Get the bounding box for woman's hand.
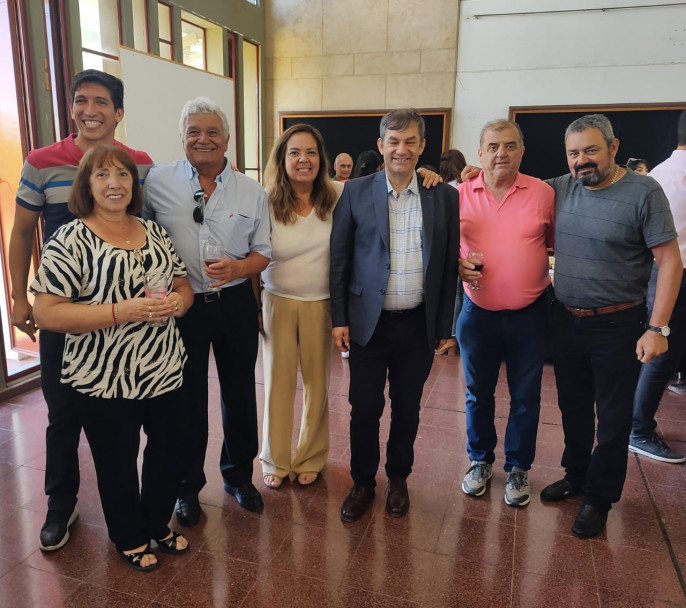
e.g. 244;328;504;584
117;296;174;323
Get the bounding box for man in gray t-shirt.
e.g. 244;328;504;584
540;114;682;539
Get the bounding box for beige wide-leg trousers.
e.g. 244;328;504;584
259;290;331;479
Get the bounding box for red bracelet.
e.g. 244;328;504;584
111;302;118;325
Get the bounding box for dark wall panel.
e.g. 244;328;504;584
511;105;686;180
280;110;450;176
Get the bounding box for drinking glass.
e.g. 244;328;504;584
203;241;223;292
466;251;485;290
144;273;169;326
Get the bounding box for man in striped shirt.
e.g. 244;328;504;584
9;69;152;551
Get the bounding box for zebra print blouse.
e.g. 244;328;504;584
31;217;188;400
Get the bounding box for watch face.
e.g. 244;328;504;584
662;326;671;337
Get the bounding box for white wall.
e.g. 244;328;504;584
454;0;686;158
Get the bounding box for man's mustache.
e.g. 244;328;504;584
575;162;598;172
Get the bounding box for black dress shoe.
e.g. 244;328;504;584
175;494;201;527
39;508;78;551
386;479;410;518
341;484;375;523
225;482;264;512
540;478;582;502
572;504;607;538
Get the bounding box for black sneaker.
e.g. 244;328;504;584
39;508;78;551
629;432;685;464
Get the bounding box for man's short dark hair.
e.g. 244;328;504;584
565;114;615;146
678;110;686;147
70;70;124;111
380;108;426;141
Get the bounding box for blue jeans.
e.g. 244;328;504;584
553;301;645;511
456;293;549;472
632;266;686;437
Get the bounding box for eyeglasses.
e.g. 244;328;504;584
193;190;206;224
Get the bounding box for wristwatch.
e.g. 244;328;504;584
647;324;671;337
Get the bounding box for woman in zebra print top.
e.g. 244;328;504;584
31;146;194;573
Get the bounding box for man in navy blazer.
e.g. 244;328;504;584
330;108;460;522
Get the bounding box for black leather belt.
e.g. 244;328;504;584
381;304;424;318
197;290;223;303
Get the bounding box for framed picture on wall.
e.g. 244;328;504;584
279;109;452;176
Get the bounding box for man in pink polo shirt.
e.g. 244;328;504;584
457;119;554;507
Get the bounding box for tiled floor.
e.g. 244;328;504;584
0;347;685;607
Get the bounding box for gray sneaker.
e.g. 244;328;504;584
462;460;492;496
629;432;685;463
668;382;686;395
504;467;530;507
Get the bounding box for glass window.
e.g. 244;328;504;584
79;0;120;57
132;0;149;53
182;20;205;70
158;2;172;59
242;40;260;181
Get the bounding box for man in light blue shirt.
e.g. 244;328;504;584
144;97;270;524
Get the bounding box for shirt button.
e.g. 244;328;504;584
386;264;390;269
380;289;386;294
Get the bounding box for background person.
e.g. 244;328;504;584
31;146;193;572
627;157;650;175
353;150;382;178
630;110;686;463
9;69;153;551
333;153;354;182
439;148;467;188
258;124;343;489
435;148;468;355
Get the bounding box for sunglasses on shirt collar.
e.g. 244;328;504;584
193;190;206;224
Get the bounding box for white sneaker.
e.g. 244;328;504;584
462;461;492;496
504;467;530;507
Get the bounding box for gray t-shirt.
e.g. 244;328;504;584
549;171;676;309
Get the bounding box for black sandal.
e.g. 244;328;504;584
154;531;189;555
120;544;158;572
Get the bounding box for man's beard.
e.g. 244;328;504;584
574;162;609;187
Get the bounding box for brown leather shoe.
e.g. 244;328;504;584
386;479;410;517
340;484;375;523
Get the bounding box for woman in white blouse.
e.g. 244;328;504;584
32;146;194;572
259;125;342;488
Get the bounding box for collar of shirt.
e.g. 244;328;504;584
183;157;233;184
386;171;419;199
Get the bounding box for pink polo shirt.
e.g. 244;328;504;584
458;171;555;311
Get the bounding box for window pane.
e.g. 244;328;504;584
242;40;260;179
158;2;171;40
160;41;172;60
182;20;205;70
132;0;149;52
79;0;119;56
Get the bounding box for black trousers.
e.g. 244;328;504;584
76;387;184;552
348;305;434;488
40;330;80;514
176;279;259;494
552;302;645;511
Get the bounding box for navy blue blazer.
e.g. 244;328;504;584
329;170;460;351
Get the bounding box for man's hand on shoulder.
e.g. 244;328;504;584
417;167;442;188
460;165;481;183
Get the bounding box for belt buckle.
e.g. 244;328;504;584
203;291;221;303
